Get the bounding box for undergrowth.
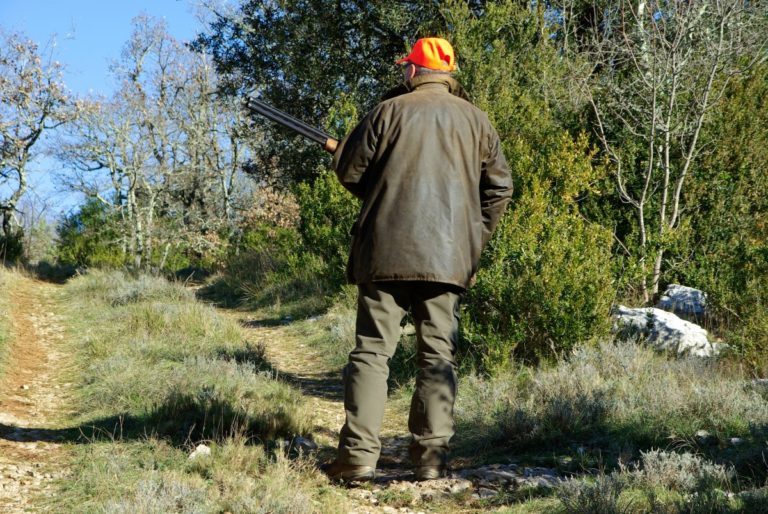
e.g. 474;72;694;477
453;342;768;484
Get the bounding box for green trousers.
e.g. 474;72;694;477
337;281;462;468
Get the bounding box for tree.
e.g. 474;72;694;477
193;0;455;184
59;16;252;271
569;0;767;302
0;31;75;256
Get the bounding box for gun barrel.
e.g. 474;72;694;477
247;97;337;151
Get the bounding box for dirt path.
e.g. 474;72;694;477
226;311;564;513
0;277;72;513
232;315;411;465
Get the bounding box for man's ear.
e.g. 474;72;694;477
405;63;416;81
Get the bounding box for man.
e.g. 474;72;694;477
325;37;513;482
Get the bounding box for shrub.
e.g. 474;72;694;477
56;199;129;269
295;169;360;287
0;230;24;263
677;64;768;372
463;178;614;371
636;450;731;493
558;474;629;514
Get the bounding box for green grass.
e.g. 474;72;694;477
53;270;347;512
62;270;311;442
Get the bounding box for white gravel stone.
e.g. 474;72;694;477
188;443;212;460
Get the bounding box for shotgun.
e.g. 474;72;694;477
246;96;339;154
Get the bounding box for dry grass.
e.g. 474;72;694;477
53;438;348;513
555;450;745;513
455;341;768;453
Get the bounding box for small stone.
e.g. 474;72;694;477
20;384;30;390
188;444;211;460
478;488;496;498
730;437;745;446
382;507;397;514
450;481;472;494
293;436;318;452
695;430;718;446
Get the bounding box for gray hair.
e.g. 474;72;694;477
413;64;453;76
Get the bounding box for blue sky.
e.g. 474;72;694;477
1;0;213;217
1;0;204;96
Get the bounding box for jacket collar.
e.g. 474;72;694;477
380;74;472;103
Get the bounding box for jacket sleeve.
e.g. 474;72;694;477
480;128;513;247
332;110;379;200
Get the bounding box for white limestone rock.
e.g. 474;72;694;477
188;443;211;460
613;305;719;357
657;284;707;322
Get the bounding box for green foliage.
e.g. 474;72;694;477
56;199;129;269
194;0;447;183
296;170;360;286
463;136;614;369
439;2;614;369
677;64;768;371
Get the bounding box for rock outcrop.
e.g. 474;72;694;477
656;284;708;322
612;305;721;357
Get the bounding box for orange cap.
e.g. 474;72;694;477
395;37;456;72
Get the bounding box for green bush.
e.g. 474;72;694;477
56;199;129;269
676;64;768;372
462;135;614;371
295;170;360;287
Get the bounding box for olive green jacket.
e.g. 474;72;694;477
332;74;513;289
